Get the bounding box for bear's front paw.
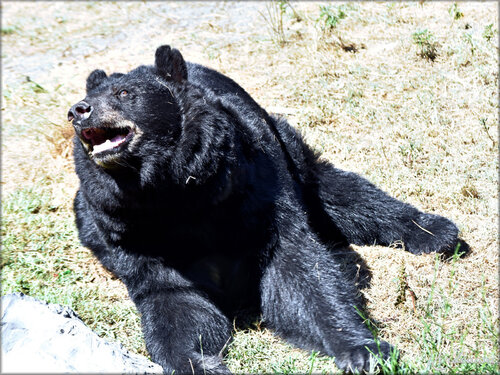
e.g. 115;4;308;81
404;214;469;256
335;340;393;373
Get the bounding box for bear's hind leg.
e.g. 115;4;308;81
261;237;392;372
311;160;467;255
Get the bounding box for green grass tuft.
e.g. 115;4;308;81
412;29;439;61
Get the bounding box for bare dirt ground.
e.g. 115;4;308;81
2;2;498;373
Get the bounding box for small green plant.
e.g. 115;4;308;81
448;3;464;21
479;117;495;147
260;0;290;45
399;140;423;167
394;260;418;313
318;4;347;31
1;25;18;36
462;31;476;56
483;24;494;42
412;29;439;61
25;76;48;94
344;88;363;108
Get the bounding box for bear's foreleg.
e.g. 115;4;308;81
120;257;232;374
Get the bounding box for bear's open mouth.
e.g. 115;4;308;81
81;126;134;155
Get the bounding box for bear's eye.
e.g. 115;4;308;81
119;89;128;97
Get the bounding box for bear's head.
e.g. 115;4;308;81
68;45;187;169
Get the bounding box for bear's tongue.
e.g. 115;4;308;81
82;128;128;154
92;134;126;154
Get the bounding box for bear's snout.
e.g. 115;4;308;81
68;101;92;122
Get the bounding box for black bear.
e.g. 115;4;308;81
69;45;467;374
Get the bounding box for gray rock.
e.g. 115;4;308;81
1;293;163;373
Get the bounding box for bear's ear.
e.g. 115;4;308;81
86;69;108;92
155;45;187;83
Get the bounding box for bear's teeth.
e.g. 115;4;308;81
92;135;126;154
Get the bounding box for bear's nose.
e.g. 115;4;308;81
68;101;92;122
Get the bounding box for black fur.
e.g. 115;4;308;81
70;45;468;374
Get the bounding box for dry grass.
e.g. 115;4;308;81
2;1;498;373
